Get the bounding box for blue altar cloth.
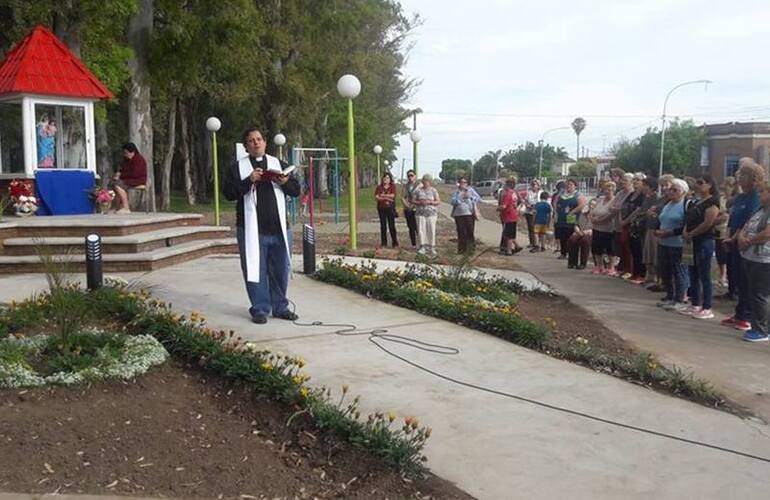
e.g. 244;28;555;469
34;170;95;215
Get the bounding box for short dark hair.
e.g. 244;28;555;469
699;174;719;197
381;172;394;184
406;169;416;177
540;191;550;200
122;142;138;153
643;176;658;191
241;126;264;144
457;176;468;183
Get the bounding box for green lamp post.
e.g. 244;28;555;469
205;116;222;226
410;129;422;176
337;74;361;249
373;144;383;179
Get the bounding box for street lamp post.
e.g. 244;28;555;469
273;133;286;161
538;126;570;181
658;79;712;181
373;144;383;179
205;117;222;226
337;74;361;249
410;130;422;175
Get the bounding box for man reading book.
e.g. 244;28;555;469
223;126;300;324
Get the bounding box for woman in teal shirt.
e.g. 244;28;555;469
654;179;689;311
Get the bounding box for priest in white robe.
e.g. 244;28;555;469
223;127;300;324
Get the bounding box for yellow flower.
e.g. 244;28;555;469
342;384;349;394
387;411;397;422
300;387;309;398
261;362;274;371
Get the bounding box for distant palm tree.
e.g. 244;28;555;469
571;117;587;161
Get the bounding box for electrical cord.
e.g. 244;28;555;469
284;301;770;465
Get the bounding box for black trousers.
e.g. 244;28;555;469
404;208;417;246
555;225;574;257
744;259;770;335
524;212;536;246
378;207;399;247
454;215;476;254
630;234;645;277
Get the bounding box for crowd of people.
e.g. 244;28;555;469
371;161;770;344
509;158;770;343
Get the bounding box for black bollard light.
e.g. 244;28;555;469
85;233;103;290
302;224;316;275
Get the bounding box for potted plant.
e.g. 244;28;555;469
8;180;38;217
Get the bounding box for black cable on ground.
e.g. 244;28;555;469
284;301;770;465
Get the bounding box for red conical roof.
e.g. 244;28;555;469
0;25;113;99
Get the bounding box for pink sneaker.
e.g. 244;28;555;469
591;268;603;275
692;308;714;319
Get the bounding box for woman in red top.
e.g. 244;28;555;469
497;177;523;255
112;142;147;214
374;172;399;247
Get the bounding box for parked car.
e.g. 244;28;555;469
474;180;503;198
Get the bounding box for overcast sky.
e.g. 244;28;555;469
392;0;770;177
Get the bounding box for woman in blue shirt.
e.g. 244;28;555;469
654;179;689;310
450;176;481;254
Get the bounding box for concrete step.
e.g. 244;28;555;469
0;238;238;273
2;225;232;255
0;213;203;238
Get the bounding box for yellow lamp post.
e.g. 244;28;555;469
205;116;222;226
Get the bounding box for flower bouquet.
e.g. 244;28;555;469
8;180;37;217
90;187;115;214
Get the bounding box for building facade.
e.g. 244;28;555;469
703;122;770;182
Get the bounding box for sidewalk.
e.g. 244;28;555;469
449;203;770;421
2;258;770;499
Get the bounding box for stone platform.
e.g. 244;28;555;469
0;213;237;273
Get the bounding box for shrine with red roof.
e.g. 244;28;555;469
0;25;112;179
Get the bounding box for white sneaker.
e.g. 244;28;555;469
417;246;427;255
429;247;438;256
664;302;686;312
678;305;700;316
691;308;715;319
116;208;131;215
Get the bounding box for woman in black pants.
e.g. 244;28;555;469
555;179;586;260
401;170;418;247
374;172;399;247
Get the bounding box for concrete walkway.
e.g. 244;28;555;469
2;258;770;499
447;203;770;422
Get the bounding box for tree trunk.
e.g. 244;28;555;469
160;99;177;210
179;103;196;205
95;110;111;184
127;0;155;211
52;3;81;57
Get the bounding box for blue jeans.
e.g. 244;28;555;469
236;227;290;318
688;239;714;309
659;244;688;303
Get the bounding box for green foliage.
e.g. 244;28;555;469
439;159;472;182
612;119;705;177
499;142;570;179
569;159;597;177
44;330;127;375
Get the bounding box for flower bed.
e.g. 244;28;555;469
0;280;433;477
314;258;731;412
0;330;167;388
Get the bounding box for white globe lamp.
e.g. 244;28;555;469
205;117;221;132
337;74;361;99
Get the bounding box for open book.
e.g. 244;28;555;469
260;164;296;182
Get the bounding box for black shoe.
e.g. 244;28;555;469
251;314;267;324
568;264;576;269
577;264;587;270
557;254;567;260
513;247;523;254
273;310;299;321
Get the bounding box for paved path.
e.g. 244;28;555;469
2;258;770;499
445;203;770;422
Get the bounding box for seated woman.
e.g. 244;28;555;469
112;143;148;214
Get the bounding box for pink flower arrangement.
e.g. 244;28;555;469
95;189;115;205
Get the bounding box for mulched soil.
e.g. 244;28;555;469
0;361;473;500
